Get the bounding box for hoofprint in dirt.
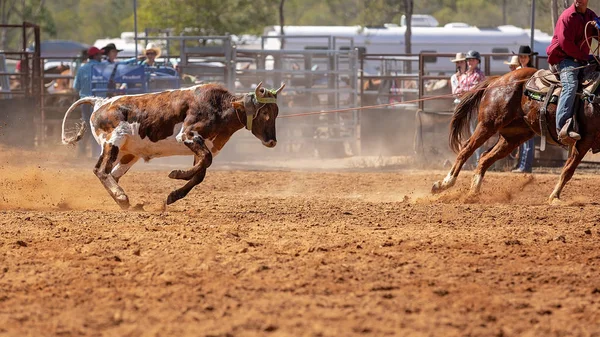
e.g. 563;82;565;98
1;165;600;336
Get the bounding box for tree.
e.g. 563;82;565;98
135;0;277;37
404;0;413;54
404;0;413;73
279;0;285;49
0;0;55;50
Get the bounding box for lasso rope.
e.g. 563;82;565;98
280;63;592;119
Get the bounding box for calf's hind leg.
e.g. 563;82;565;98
166;131;213;204
94;143;131;210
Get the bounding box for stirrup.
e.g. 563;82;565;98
586;92;597;103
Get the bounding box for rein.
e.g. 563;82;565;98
583;21;600;64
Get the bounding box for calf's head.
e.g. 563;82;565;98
235;82;285;148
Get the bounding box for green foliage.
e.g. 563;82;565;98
4;0;600;51
134;0;278;36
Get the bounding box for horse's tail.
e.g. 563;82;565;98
61;97;100;145
449;78;494;154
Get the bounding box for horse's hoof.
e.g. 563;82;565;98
431;181;442;194
549;197;562;205
131;203;145;211
464;192;480;204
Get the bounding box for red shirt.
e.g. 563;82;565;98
547;4;598;65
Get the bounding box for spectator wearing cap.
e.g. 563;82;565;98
512;45;537;174
141;43;161;67
504;55;520;71
102;43;123;63
456;50;485;96
72;46;103;158
450;52;467;98
458;50;486;167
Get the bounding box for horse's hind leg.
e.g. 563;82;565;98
470;130;534;194
432;122;496;194
549;139;593;203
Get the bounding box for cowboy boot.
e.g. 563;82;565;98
558;118;581;144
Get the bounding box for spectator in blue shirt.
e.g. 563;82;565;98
72;46;103;158
101;43;125;97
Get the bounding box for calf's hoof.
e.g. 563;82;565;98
166;191;183;205
169;169;193;181
168;170;184;179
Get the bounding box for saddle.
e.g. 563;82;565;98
524;67;600;150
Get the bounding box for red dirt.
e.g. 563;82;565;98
1;148;600;336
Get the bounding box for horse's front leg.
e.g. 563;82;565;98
432;122;494;194
548;139;592;203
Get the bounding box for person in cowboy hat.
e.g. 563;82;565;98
123;42;171;67
504;55;520;71
100;43;125;97
101;43;123;63
450;52;467;98
140;43;162;67
511;45;537;174
514;45;537;69
455;50;485;96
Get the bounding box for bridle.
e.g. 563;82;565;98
235;82;284;131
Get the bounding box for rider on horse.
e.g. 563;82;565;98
547;0;600;143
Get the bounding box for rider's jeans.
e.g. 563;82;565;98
556;58;582;132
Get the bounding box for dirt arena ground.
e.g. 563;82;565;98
1;147;600;337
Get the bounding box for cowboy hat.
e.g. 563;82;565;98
503;55;520;66
514;45;538;56
101;43;123;55
143;43;161;58
450;52;466;62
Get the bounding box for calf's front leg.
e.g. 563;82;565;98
166;131;212;204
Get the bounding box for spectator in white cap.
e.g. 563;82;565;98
504;55;520;71
141;43;161;67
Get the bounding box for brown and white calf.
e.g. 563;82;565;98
61;82;284;209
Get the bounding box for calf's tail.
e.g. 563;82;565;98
61;97;100;145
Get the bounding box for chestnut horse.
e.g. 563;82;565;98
431;66;598;203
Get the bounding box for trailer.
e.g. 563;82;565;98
263;22;552;75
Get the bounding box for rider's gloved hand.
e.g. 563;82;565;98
594;17;600;29
589;54;598;64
